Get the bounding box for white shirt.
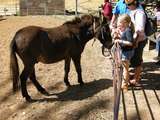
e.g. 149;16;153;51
155;11;160;21
154;8;160;21
129;8;147;41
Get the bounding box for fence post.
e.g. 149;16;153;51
44;3;47;15
75;0;78;16
26;0;29;15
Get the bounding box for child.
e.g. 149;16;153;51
113;14;135;91
102;0;112;23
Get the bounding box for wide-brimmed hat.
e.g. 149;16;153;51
125;0;135;4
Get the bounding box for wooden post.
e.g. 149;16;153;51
75;0;78;16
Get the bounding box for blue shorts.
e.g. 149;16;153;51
121;50;134;61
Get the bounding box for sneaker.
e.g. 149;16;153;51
153;56;160;61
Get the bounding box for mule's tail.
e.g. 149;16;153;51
10;37;19;92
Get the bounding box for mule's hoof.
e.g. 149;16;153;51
65;82;71;87
79;82;84;86
25;96;32;102
41;90;50;96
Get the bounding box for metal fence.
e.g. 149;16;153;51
1;0;149;17
0;0;159;16
0;0;19;15
0;0;103;16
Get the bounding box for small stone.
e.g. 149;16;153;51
22;112;25;115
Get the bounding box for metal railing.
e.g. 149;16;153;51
110;43;123;120
0;4;19;15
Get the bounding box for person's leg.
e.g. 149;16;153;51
155;37;160;65
130;40;147;84
130;65;142;85
122;60;129;90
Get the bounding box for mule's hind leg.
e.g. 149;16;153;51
29;67;49;96
64;57;71;86
20;66;33;101
72;56;84;85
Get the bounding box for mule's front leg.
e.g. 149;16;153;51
64;57;71;86
72;56;84;85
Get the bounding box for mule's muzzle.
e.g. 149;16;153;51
103;41;113;49
101;45;110;57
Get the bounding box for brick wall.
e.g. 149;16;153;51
20;0;65;15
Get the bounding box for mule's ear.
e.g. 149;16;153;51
80;14;93;27
74;17;81;23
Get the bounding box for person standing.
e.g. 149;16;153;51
110;0;130;28
113;14;135;90
125;0;147;85
102;0;113;23
110;0;145;85
110;0;143;29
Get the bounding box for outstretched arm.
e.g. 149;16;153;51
114;39;133;46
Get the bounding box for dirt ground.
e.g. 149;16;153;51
0;1;160;119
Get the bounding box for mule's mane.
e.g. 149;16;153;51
63;17;81;25
63;14;94;26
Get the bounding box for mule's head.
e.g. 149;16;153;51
79;14;100;40
78;14;112;56
95;23;112;49
80;14;112;49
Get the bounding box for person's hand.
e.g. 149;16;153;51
112;29;120;39
114;39;121;44
109;23;116;31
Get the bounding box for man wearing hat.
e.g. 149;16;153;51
110;0;129;28
110;0;143;29
125;0;147;85
110;0;146;85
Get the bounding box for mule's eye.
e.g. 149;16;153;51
87;31;92;35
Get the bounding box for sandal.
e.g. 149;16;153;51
121;83;128;91
129;79;139;86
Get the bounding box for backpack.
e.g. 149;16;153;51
134;11;157;36
144;12;157;36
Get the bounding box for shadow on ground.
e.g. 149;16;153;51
121;61;160;120
31;78;112;102
141;62;160;90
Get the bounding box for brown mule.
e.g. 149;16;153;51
10;14;112;101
